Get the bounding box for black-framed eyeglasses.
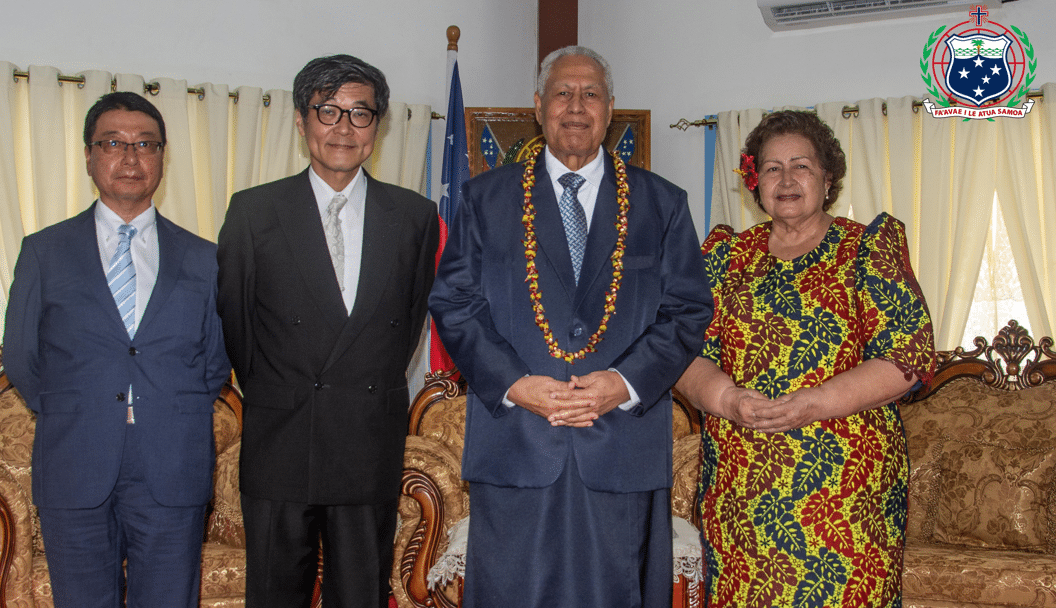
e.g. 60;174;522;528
311;104;378;128
89;140;164;156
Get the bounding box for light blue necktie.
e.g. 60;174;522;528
107;224;137;338
557;172;588;284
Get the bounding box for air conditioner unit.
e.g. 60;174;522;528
758;0;1003;31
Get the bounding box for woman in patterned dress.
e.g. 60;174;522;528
676;110;936;607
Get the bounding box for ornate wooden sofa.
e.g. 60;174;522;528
390;370;706;608
901;320;1056;607
391;321;1056;608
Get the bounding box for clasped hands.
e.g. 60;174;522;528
719;385;828;434
507;371;630;427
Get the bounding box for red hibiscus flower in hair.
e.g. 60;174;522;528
733;153;758;191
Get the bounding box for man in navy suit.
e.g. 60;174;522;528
3;92;229;607
429;46;712;607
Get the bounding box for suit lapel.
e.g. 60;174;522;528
136;213;184;338
73;204;130;338
575;154;618;308
532;160;578;301
277;170;348;334
321;172;402;372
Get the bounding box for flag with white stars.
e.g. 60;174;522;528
944;34;1012;107
431;54;469;373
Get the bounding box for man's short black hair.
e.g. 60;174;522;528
293;54;390;120
83;91;167;147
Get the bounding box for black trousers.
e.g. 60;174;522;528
241;494;398;608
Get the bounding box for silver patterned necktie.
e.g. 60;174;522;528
557;172;588;284
107;224;137;337
324;193;348;290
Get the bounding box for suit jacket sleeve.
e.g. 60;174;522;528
3;237;43;409
610;185;713;413
410;203;441;368
216;191;256;384
429;179;532;412
203;249;232;398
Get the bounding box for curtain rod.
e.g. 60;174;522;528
670;90;1046;131
11;69;445;120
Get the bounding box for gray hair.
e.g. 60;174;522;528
293;54;390;120
536;46;613;99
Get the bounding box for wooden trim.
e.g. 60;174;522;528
399;468;456;608
905;319;1056;402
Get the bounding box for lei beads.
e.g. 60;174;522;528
521;147;630;362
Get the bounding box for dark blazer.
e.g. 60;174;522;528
3;205;230;509
429;154;712;494
217;169;439;505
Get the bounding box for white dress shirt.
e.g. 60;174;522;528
95;201;159;335
308;166;367;314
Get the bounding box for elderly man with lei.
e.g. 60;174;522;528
676;109;936;607
429;46;712;607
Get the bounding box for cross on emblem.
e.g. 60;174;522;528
969;5;988;26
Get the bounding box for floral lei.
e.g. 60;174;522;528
521;146;630;362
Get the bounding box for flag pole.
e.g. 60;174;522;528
429;25;468;376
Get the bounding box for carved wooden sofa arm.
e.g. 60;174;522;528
0;465;33;608
392;435;467;608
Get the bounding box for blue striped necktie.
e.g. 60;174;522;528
108;224;137;337
557;172;588;284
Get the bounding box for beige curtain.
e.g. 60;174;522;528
0;62;432;334
711;92;1054;349
993;82;1056;340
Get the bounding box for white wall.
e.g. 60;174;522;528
582;0;1056;240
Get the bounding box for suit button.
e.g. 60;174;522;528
128;347;137;356
367;385;377;394
390;319;400;328
292;316;301;325
116;393;126;402
314;382;326;390
572;326;584;337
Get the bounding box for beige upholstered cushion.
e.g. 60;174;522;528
934;442;1056;551
902;378;1056;553
199;542;247;603
904;542;1056;606
414;395;467;460
207;438;245;549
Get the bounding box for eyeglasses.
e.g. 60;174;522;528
311;104;378;128
90;140;164;156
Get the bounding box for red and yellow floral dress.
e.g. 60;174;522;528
697;213;935;608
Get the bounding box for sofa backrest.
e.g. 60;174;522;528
902;320;1056;554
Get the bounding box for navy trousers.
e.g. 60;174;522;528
463;455;673;608
37;424;206;608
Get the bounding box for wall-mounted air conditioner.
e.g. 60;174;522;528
758;0;1004;32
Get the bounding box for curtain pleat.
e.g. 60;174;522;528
994;82;1056;339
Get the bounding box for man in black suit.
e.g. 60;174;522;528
217;55;439;608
